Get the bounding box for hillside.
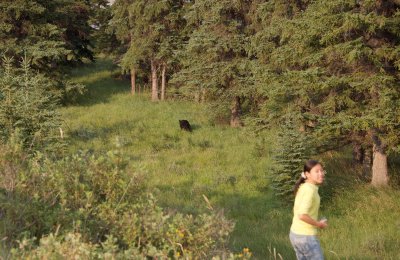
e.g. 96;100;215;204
58;60;400;259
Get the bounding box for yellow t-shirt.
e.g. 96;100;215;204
290;182;320;235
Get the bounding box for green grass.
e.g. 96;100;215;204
61;59;400;259
321;186;400;260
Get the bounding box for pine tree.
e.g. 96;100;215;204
111;0;185;99
0;0;94;102
172;0;254;126
270;115;311;200
252;0;400;185
0;0;68;70
0;56;61;152
89;0;119;55
0;0;94;71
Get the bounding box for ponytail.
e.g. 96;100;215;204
294;176;306;195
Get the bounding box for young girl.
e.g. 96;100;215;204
289;160;327;260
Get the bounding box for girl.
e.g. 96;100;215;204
289;160;327;260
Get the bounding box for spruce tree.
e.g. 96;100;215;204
89;0;120;55
172;0;254;126
270;115;311;200
0;0;94;71
111;0;185;99
0;56;61;152
0;0;68;70
252;0;400;185
0;0;93;102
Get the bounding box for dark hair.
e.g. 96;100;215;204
293;160;321;196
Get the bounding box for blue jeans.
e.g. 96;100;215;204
289;231;324;260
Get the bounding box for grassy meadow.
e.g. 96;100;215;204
59;59;400;259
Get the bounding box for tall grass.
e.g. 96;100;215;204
321;186;400;259
60;59;400;259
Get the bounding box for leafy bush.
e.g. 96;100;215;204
0;145;235;258
11;230;251;259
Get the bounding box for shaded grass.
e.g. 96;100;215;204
69;59;128;105
321;187;400;260
61;59;400;259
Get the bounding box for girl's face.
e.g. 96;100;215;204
305;164;325;185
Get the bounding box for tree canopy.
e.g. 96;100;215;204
107;0;400;186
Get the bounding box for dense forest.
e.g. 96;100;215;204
1;0;399;259
108;0;400;186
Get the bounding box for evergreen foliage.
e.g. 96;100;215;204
0;56;61;152
89;0;120;54
0;0;94;70
0;0;93;102
253;0;400;153
106;0;400;183
270;115;311;199
110;0;185;72
172;0;254;123
249;0;400;184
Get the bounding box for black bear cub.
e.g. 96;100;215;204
179;120;192;132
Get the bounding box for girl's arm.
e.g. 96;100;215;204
298;214;328;229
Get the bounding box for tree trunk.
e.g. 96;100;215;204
194;91;200;103
161;63;166;101
363;146;372;167
130;68;136;95
352;142;364;164
151;60;158;102
230;96;242;128
201;88;206;103
371;134;389;186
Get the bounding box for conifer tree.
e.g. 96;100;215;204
0;0;68;71
0;0;93;102
0;0;93;71
0;57;61;152
270;115;311;200
172;0;254;126
252;0;400;185
111;0;185;99
89;0;119;55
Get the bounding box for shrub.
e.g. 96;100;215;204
1;146;235;258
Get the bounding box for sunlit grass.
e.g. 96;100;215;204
60;59;400;259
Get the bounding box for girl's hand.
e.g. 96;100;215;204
298;214;328;229
317;219;328;229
